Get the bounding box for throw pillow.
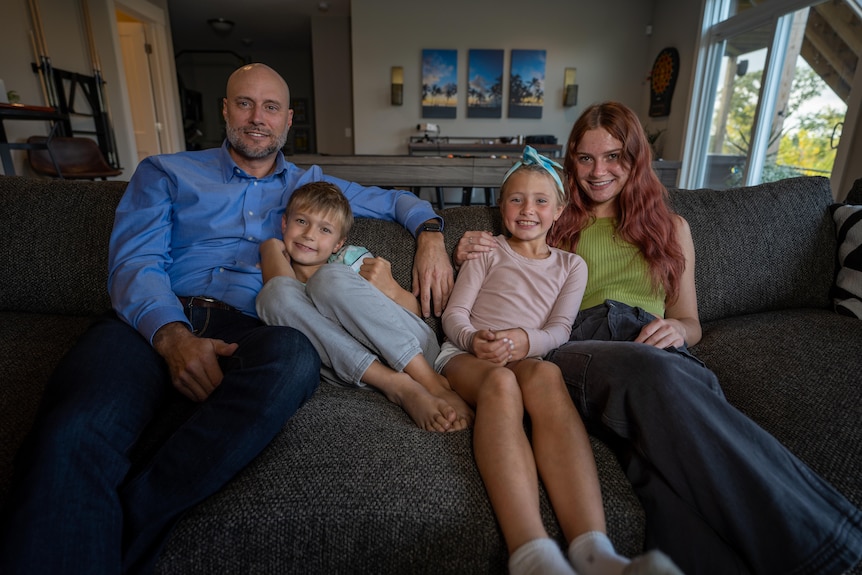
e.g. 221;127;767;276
832;203;862;318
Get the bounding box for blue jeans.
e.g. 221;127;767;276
0;308;320;575
547;301;862;575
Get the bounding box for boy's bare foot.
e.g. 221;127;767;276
422;372;475;430
383;373;458;432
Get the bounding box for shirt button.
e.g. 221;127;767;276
219;267;224;272
248;211;254;216
248;236;254;241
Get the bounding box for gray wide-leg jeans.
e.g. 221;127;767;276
547;300;862;575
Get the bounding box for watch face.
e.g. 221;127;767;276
423;223;442;232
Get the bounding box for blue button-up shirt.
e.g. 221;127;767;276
108;142;440;343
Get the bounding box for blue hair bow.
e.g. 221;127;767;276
502;145;565;196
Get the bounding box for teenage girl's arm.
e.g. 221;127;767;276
452;231;496;269
635;215;703;348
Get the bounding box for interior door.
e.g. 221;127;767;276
118;20;162;162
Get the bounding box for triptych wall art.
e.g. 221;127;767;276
421;48;546;120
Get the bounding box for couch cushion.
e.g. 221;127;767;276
670;177;835;323
155;382;645;574
692;308;862;510
831;203;862;318
0;311;97;505
0;176;125;315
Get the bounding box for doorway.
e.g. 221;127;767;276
117;14;161;162
112;0;183;166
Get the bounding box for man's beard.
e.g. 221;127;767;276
226;124;289;159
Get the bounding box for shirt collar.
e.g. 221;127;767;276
219;140;289;182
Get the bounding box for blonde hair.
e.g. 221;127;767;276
285;181;353;239
498;163;568;209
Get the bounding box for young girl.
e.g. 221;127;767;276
437;147;680;575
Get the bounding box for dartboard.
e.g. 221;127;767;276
649;47;680;117
652;51;676;94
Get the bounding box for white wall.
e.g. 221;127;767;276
350;0;658;155
643;0;703;162
312;15;354;155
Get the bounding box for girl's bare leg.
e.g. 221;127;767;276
444;354;548;551
513;359;607;539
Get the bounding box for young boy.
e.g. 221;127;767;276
256;181;472;432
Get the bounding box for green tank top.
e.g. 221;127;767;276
575;218;666;317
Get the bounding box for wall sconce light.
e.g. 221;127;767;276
391;66;404;106
563;67;578;107
208;18;235;35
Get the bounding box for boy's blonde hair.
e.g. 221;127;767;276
285;181;353;239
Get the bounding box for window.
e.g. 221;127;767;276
681;0;860;190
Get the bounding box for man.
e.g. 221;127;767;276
0;63;453;574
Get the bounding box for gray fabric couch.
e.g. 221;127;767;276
1;174;860;574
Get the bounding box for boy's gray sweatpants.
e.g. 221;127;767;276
256;264;439;387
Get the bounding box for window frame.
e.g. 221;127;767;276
680;0;850;189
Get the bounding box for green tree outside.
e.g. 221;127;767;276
715;60;845;184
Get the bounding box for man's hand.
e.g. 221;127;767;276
152;322;239;402
412;230;453;317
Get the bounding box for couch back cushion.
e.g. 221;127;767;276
0;176;125;315
670;176;835;323
349;177;836;329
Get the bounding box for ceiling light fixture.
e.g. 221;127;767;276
208;18;235;35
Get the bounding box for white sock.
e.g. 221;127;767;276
567;531;629;575
509;538;578;575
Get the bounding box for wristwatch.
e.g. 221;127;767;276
419;221;442;234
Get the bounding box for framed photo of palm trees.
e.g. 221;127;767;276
422;49;458;119
467;49;503;119
508;49;546;119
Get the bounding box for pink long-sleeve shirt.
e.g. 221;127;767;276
442;235;588;359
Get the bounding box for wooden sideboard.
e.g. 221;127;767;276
407;141;562;158
290;155;510;187
289;155;682;207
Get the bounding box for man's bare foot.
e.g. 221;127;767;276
383;373;458;432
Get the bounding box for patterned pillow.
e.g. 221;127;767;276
832;203;862;318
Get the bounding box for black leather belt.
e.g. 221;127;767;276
178;296;239;312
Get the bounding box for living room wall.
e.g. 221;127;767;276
349;0;692;157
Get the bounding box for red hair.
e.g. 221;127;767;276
548;101;685;304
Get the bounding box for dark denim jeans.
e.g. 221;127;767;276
548;301;862;575
0;308;320;575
